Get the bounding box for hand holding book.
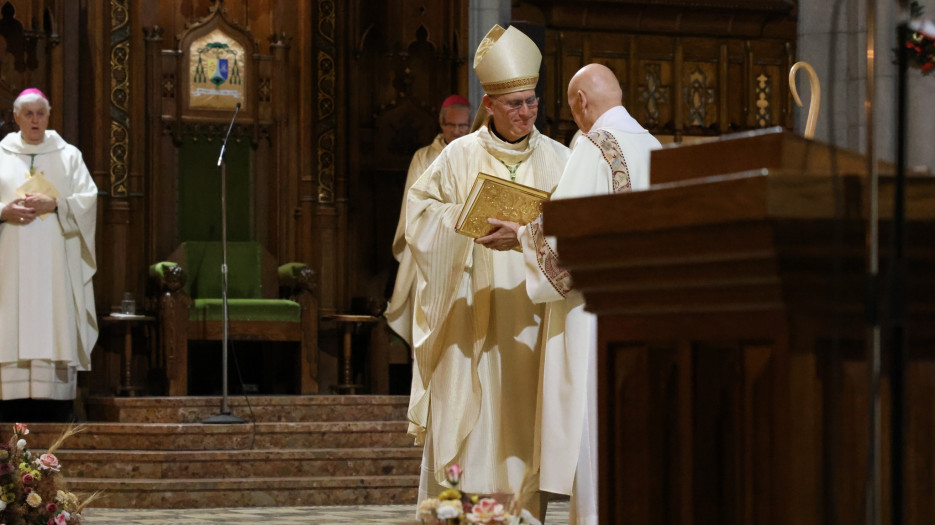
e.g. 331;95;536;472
16;172;60;220
476;217;522;251
454;172;550;239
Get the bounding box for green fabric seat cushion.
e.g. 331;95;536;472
190;298;301;323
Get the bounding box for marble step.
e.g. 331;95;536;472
17;421;413;450
67;475;419;508
57;447;422;479
85;395;409;423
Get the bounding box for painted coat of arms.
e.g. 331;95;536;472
189;29;245;110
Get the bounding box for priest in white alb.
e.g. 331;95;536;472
0;88;98;421
492;63;662;524
406;25;568;516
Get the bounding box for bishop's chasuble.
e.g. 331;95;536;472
406;124;568;501
518;106;661;525
0;130;98;400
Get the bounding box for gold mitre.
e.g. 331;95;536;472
473;25;541;95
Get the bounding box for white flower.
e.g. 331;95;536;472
16;438;26;450
417;497;441;520
436;500;463;520
0;500;6;511
26;490;42;507
910;18;935;39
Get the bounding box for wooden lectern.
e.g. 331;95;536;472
544;128;935;524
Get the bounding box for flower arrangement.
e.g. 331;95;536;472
0;423;100;525
417;464;542;525
906;1;935;74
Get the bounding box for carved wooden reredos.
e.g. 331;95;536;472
516;0;798;144
138;0;339;314
144;4;284;262
0;0;798;395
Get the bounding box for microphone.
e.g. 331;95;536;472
217;102;242;167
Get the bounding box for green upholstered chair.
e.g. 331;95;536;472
149;241;319;395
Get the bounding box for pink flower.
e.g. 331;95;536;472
13;423;28;436
22;473;34;485
46;502;57;513
38;453;61;472
54;515;68;525
465;497;507;524
445;463;462;485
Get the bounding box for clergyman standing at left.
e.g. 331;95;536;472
0;88;99;422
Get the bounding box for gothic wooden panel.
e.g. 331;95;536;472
520;0;796;141
681;37;720;134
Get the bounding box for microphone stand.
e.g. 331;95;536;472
204;102;246;425
889;16;910;525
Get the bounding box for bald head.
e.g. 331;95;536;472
567;63;623;132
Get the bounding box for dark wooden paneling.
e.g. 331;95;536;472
520;0;796;140
345;0;469;313
547;132;935;524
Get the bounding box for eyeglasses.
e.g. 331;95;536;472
441;122;470;131
492;95;540;112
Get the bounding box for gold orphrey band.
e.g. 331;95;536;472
482;76;539;94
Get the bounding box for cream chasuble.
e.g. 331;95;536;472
387;133;447;346
387;133;447;439
518;112;660;524
406;125;567;499
0;130;98;400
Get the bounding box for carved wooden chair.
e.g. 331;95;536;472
149;241;319;395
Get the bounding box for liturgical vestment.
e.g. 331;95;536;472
518;106;661;524
388;133;447;439
386;133;447;346
0;130;98;400
406;124;567;500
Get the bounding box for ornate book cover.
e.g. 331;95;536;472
455;172;550;238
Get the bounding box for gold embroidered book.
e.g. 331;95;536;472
454;172;550;238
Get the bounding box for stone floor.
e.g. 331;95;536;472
82;500;570;524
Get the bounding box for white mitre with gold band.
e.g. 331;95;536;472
473;24;541;95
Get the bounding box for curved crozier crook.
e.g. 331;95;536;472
789;61;821;139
